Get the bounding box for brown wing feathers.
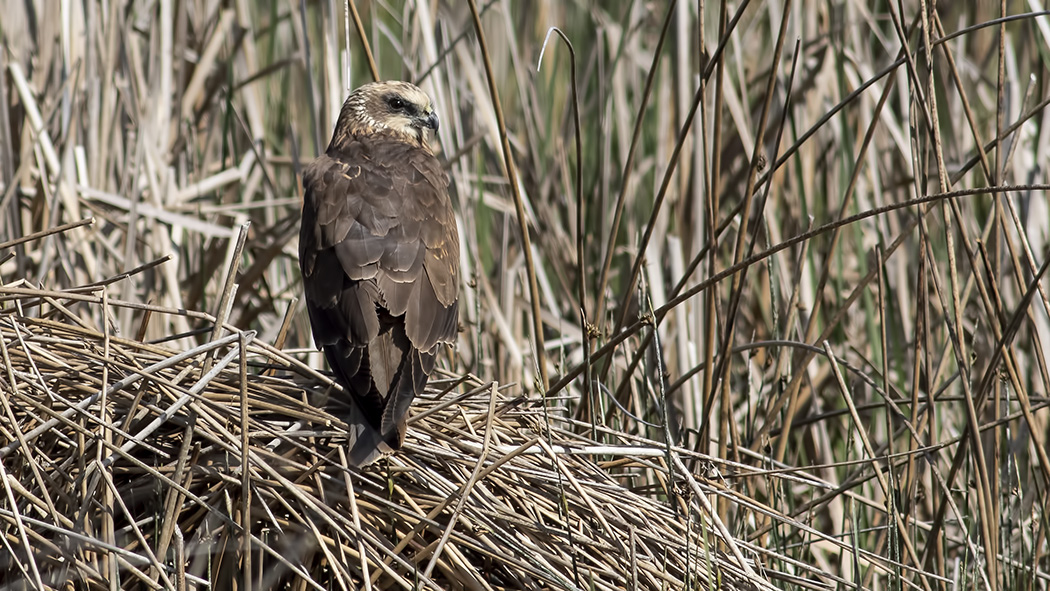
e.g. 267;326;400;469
299;82;457;466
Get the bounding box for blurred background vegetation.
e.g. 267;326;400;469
3;0;1050;589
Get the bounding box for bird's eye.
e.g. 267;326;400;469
388;97;406;110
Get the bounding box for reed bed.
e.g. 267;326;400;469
3;0;1050;590
0;278;779;590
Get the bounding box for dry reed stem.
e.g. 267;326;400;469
0;282;775;589
5;2;1050;590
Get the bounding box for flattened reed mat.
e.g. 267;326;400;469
0;286;776;590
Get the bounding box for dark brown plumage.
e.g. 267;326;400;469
299;81;459;466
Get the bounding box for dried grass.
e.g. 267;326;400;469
4;0;1050;590
0;277;774;590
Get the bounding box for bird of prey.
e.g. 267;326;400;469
299;81;459;467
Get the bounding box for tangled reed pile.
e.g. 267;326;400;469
0;276;782;590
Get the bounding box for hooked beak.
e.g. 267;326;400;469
422;110;439;132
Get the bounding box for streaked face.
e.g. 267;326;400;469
343;81;439;145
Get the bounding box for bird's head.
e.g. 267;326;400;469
333;81;439;149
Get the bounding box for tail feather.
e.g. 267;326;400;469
343;402;396;467
323;319;429;466
369;323;413;446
